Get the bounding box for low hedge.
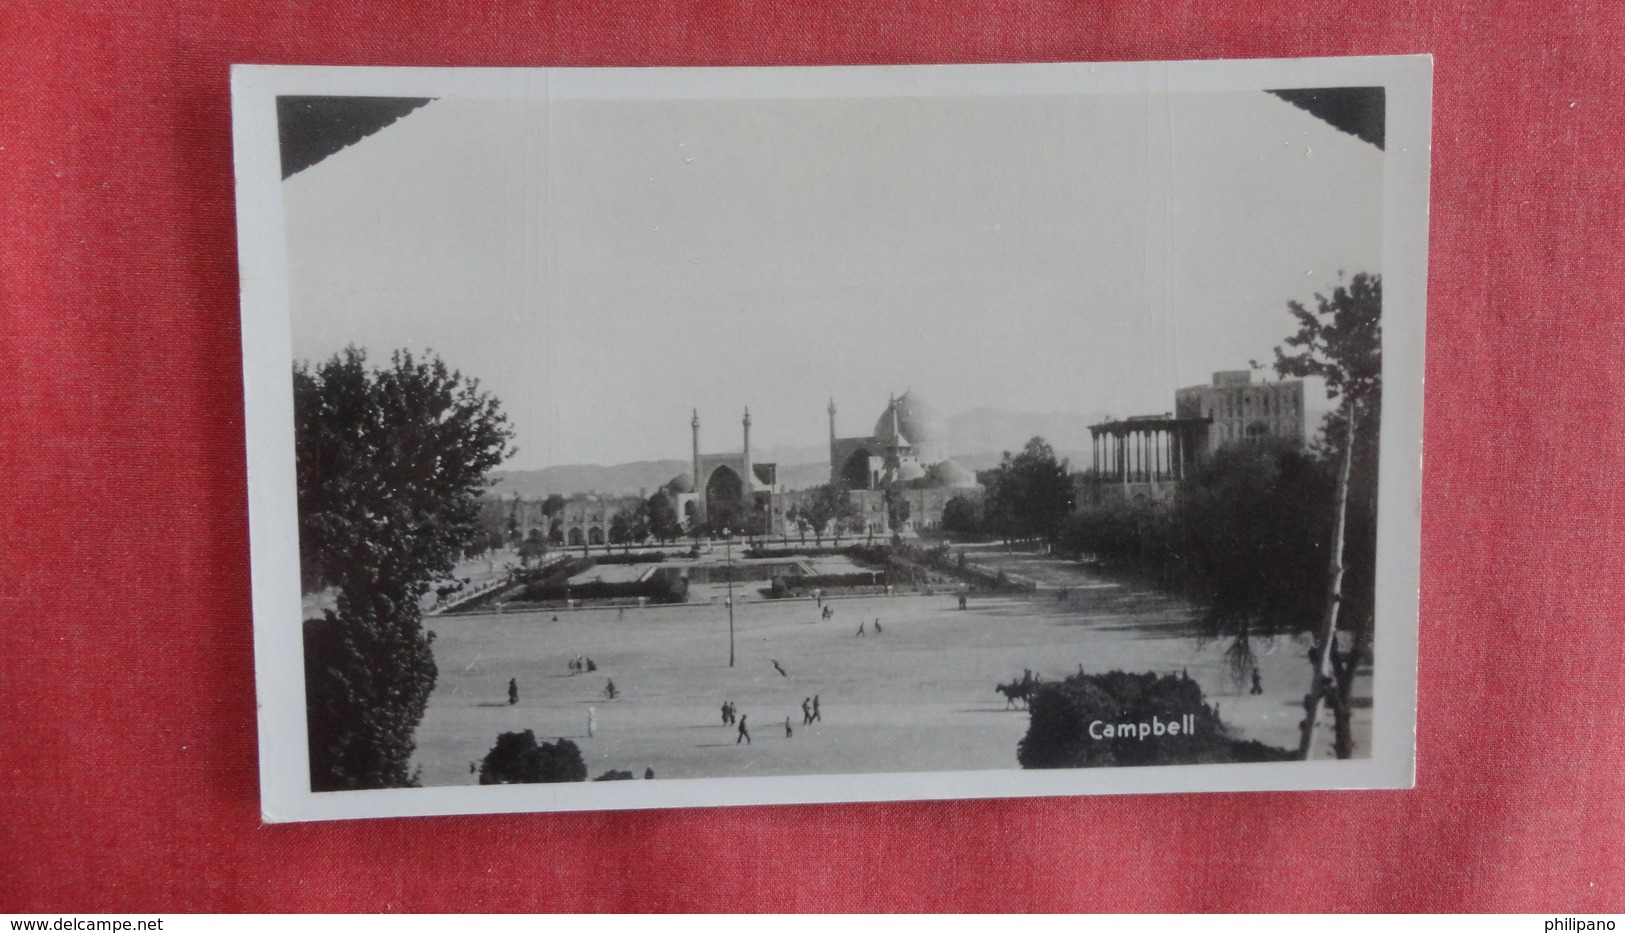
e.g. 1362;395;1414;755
520;571;688;604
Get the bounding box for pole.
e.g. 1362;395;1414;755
724;528;735;667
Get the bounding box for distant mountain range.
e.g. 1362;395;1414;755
487;408;1110;499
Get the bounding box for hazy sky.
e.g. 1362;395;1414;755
284;90;1382;470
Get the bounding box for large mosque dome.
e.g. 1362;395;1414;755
872;391;950;458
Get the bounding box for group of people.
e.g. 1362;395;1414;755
723;693;827;745
855;618;883;636
567;654;597;675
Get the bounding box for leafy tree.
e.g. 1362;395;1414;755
1174;440;1334;679
541;494;567;520
505;494;522;547
801;481;859;546
296;347;514;791
785;505;809;544
982;438;1075;546
609;501;649;546
1063;497;1176;582
741;505;770;542
1274;272;1381;760
646;490;681;544
477;731;587;784
940;495;981;536
886;492;911;533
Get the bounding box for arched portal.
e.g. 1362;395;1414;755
705;465;745;532
588;526;605;546
567;527;584;546
549;521;564;545
840;449;874;490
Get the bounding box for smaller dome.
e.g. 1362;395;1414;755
897;461;927;483
929;460;979;488
665;472;695;494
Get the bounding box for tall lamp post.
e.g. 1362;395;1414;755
723;527;735;667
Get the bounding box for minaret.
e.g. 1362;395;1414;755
742;407;753;489
691;409;702;520
828;398;838;485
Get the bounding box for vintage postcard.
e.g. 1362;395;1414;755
232;57;1430;822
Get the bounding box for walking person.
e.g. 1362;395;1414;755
722;700;732;725
736;714;750;745
812;695;821;722
507;678;518;705
802;697;813;726
1250;669;1264;696
856;620;866;637
873;619;882;634
785;717;794;738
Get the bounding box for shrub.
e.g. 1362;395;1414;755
592;551;666;566
477;731;587;784
593;769;635;781
1017;670;1291;768
520;569;688;604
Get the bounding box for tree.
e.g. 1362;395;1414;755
1174;439;1334;679
296;347;515;791
886;492;911;534
505;494;522;548
801;482;859;546
1274;272;1381;760
609;501;649;547
940;495;981;537
786;505;809;544
541;494;567;520
982;438;1075;546
646;490;681;544
477;731;586;784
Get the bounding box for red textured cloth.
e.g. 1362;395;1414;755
2;0;1622;913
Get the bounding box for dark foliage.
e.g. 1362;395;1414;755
980;438;1074;545
593;769;635;782
940;494;983;536
767;571;887;597
800;481;861;543
591;552;667;566
646;491;681;544
521;569;688;605
1017;670;1291;768
477;731;587;785
296;347;514;791
1176;440;1335;646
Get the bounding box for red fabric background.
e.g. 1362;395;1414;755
2;0;1621;913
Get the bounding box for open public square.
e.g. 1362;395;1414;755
414;549;1370;786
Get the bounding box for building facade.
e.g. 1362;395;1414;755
1174;370;1306;458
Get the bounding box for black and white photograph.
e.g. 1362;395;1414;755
233;58;1429;821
